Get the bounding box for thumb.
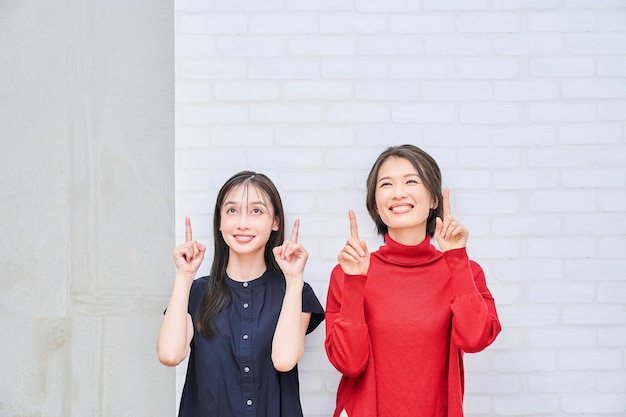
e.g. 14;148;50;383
435;217;443;236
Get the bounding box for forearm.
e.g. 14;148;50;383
272;279;305;372
157;274;193;366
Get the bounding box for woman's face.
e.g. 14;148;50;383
219;183;279;257
374;156;436;244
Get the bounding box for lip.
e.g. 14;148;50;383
233;234;255;243
389;204;414;214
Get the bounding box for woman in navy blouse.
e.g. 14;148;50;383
158;171;325;417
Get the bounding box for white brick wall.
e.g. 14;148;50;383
175;1;626;416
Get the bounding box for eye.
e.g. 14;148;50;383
251;208;263;215
379;181;392;188
407;179;418;184
225;207;237;214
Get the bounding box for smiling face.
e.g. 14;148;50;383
374;156;437;245
219;183;279;259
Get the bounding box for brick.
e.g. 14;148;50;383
596;374;626;393
529;283;595;303
530;327;595;348
493;260;563;281
493;351;558;372
250;60;319;79
493;0;560;8
182;60;246;79
287;0;352;11
598;283;626;303
598;191;626;212
321;14;387;34
562;395;626;414
492;126;557;146
425;36;491;56
392;104;455;123
176;37;216;57
329;103;390;123
469;238;521;259
423;81;492;100
528;148;594;167
322;59;387;79
250;104;322;123
423;0;489;10
598;100;626;121
183;104;248;124
356;81;421;100
493;35;563;55
465;374;522;394
563;79;626;98
529;374;594;393
459;148;522;168
289;37;355;56
564;214;626;236
214;81;280;101
391;14;455;33
275;126;355;147
529;57;595;77
179;14;247;34
215;0;282;11
247;149;322;169
356;0;420;12
357;125;424;146
358;36;424;55
457;13;520;33
390;59;456;79
566;260;626;281
176;127;210;147
558;123;623;144
249;15;318;34
562;168;626;187
425;126;490;146
598;11;626;31
598;57;626;76
458;58;519;79
459;103;519;124
455;191;520;214
492;215;561;235
217;37;283;57
593;148;626;167
497;305;561;327
566;34;626;54
530;102;596;122
563;305;626;326
598;327;626;347
176;81;211;102
560;349;623;370
494;169;561;190
528;11;597;31
527;237;595;258
493;396;559;415
494;80;560;100
211;126;275;146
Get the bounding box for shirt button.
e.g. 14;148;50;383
244;366;250;373
243;334;249;340
247;399;253;406
243;302;249;308
242;282;249;287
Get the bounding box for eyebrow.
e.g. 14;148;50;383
223;200;270;209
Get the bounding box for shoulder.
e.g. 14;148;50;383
189;276;210;301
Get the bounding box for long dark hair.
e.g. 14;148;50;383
196;171;286;336
365;144;443;238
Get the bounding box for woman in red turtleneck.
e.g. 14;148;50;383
325;145;501;417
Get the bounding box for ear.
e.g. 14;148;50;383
272;216;280;231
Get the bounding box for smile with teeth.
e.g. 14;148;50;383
390;204;413;213
234;234;255;243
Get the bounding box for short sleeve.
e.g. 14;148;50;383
302;282;325;334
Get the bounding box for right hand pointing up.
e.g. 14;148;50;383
173;216;206;280
337;210;370;276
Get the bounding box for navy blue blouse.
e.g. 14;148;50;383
178;269;325;417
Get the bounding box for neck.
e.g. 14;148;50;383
226;251;267;281
387;225;427;246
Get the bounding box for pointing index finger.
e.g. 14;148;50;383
442;188;451;218
348;209;360;239
291;218;300;243
185;216;193;242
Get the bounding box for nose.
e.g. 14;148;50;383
391;183;406;198
236;211;250;229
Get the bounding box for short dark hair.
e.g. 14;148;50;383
365;145;443;238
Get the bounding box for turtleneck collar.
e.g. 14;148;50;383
376;233;442;267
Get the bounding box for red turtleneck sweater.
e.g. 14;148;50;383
325;235;501;417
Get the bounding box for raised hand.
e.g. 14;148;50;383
173;216;206;280
273;219;308;281
337;210;370;275
435;188;469;252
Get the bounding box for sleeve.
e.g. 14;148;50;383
302;282;325;334
324;264;371;377
444;248;502;353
